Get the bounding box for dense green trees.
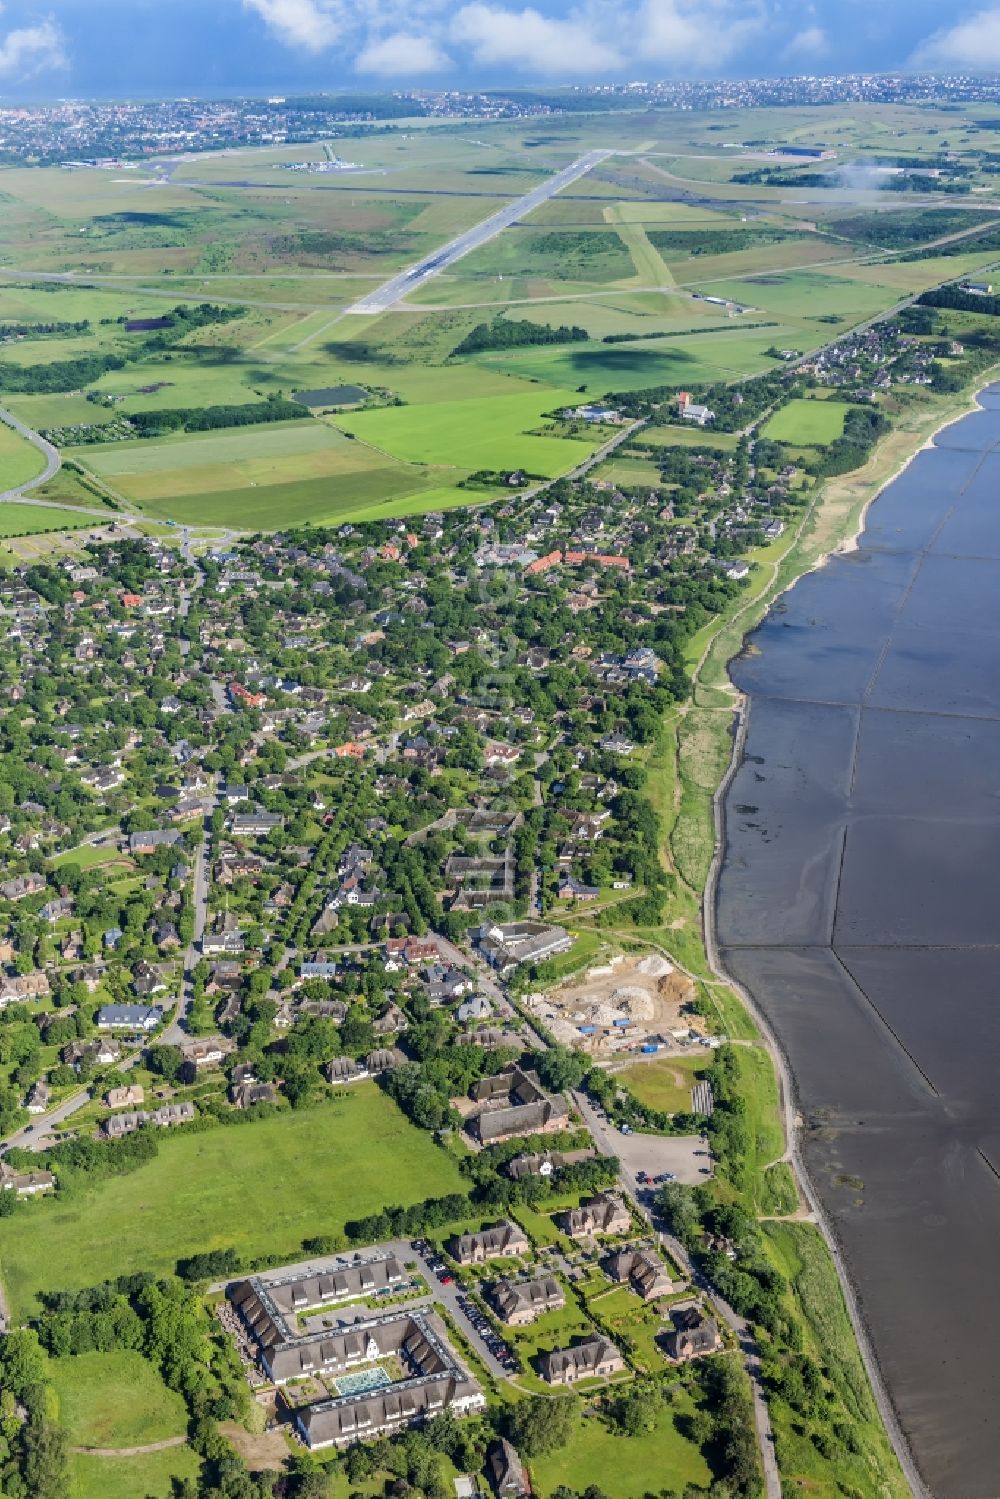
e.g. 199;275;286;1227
505;1392;579;1455
129;397;308;438
453;317;589;356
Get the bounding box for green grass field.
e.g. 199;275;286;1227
52;1349;189;1449
0;421;46;491
342;388;602;474
469;326;797;392
69;1446;201;1499
75;419;447;524
0;1087;463;1316
529;1399;711;1497
763;397;849;444
0;502;92;535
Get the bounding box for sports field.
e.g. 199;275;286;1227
617;1054;706;1113
0;1086;464;1316
763;397;849;444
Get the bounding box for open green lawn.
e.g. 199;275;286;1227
0;502;92;534
342;388;603;475
50;839;127;870
52;1349;189;1449
763;397;849;444
0;420;46;491
594;454;665;487
0;1087;463;1316
529;1399;712;1497
69;1446;201;1499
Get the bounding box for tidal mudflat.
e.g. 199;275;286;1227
717;386;1000;1498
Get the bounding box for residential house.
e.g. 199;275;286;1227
663;1306;722;1362
468;1065;568;1145
489;1440;530;1499
557;1194;631;1241
490;1276;565;1326
96;1004;162;1032
604;1248;673;1301
106;1084;145;1108
538;1336;624;1386
449;1221;530;1266
323;1056;369;1085
230;1081;278;1109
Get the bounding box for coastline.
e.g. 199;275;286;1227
830;370;1000;561
697;375;1000;1499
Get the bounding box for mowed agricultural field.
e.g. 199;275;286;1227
74;418;445;525
0;1087;464;1316
465;325;799;392
341;387;605;472
763;397;849;444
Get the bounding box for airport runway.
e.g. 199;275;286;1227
343;148;615;316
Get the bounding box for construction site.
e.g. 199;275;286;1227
525;952;714;1058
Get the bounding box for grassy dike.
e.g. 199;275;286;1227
573;375;1000;1497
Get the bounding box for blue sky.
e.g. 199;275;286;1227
1;0;1000;96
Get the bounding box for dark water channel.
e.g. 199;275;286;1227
716;385;1000;1498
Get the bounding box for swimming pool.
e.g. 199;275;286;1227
332;1366;392;1398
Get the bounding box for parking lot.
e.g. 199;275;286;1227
410;1239;518;1376
614;1131;712;1187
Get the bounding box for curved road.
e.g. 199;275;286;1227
0;405;61;500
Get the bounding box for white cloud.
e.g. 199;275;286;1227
0;18;66;78
914;6;1000;68
243;0;341;51
784;23;828;58
451;3;621;75
356;30;452;73
638;0;763;68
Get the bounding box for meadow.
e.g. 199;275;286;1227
529;1397;712;1497
74;418;446;524
52;1349;189;1449
0;502;93;534
341;387;603;473
763;397;849;444
469;325;798;391
69;1447;202;1499
0;1086;464;1316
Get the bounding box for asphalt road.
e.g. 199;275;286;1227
571;1088;781;1499
344;149;615;316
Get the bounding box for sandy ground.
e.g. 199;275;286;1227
526;952;701;1056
